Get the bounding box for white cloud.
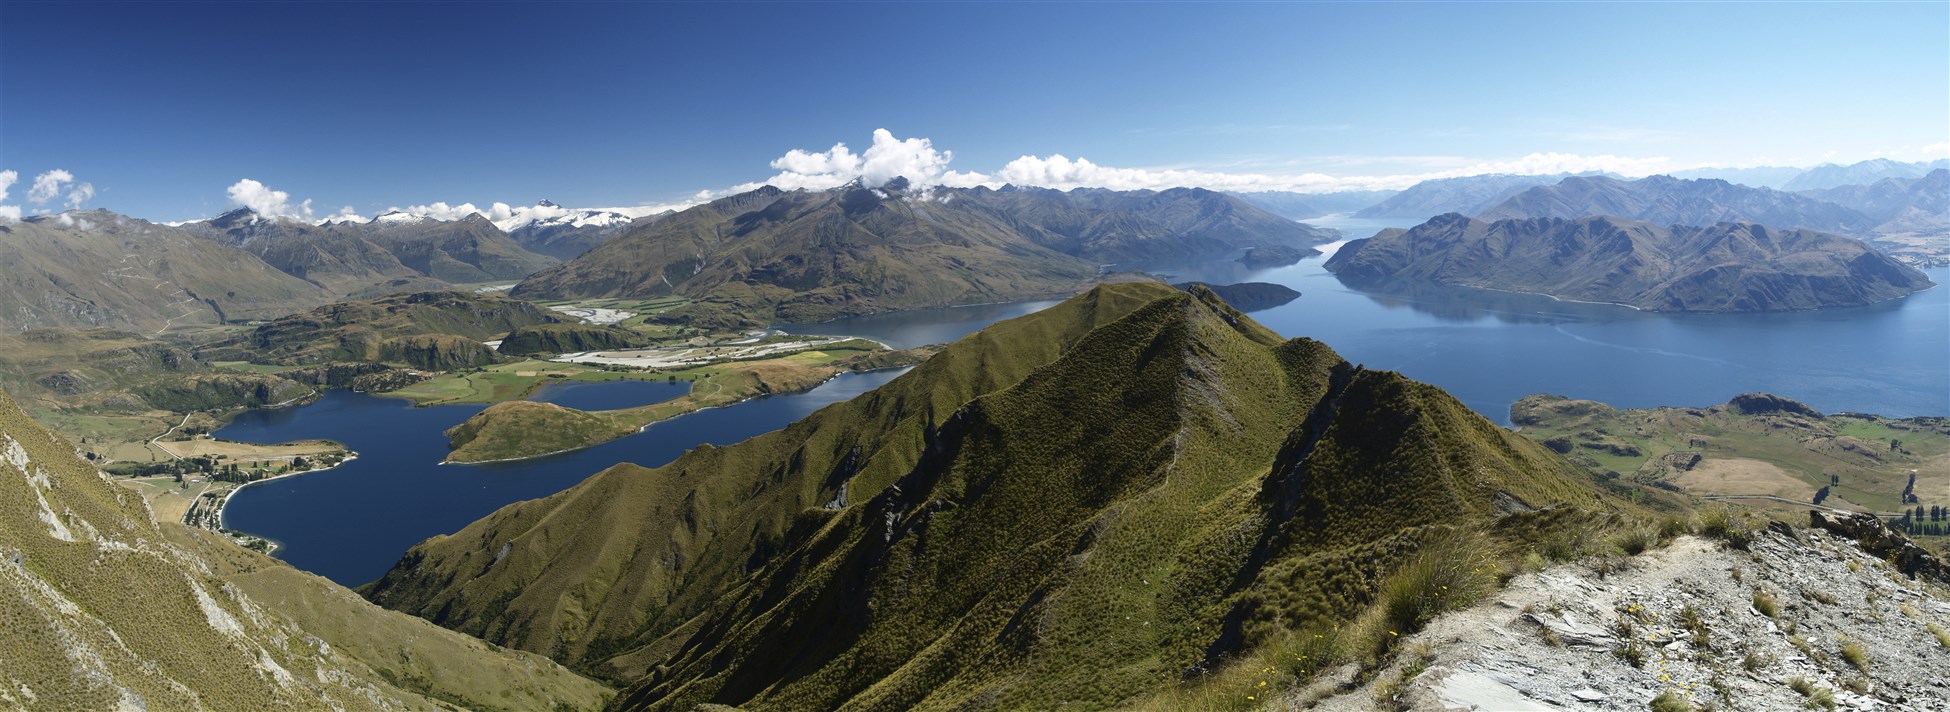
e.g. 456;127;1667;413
226;178;314;220
327;205;367;223
27;169;73;204
0;170;16;202
0;205;19;222
64;182;95;210
395;201;483;221
747;129;990;192
739;131;1684;197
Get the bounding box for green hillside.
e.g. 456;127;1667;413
200;290;565;367
364;282;1623;709
0;387;612;710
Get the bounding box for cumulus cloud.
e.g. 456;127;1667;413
0;170;16;202
744;129;990;193
227;178;314;220
27;169;72;204
326;205;367;223
736;131;1682;197
0;205;19;222
64;182;95;209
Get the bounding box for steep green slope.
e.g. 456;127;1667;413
0;211;328;333
365;282;1617;710
0;388;612;710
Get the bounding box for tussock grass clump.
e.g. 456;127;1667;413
1650;689;1696;712
1372;644;1435;712
1697;506;1752;550
1341;533;1497;665
1676;603;1713;650
1658;514;1695;540
1788;677;1836;709
1741;649;1772;672
1612;526;1658;556
1838;636;1870;671
1752;588;1779;618
1928;622;1950;648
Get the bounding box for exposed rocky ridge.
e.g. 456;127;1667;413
512;182;1335;325
0;211;328;333
1310;525;1950;711
1324;214;1934;312
363;281;1614;710
1480;175;1881;236
0;387;612;710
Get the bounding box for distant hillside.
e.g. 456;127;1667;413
1325;214;1934;312
1354;173;1588;219
183;208;558;294
513;180;1334;325
0;211;327;333
1783;158;1950;191
364;281;1616;709
181;209;426;294
1667;165;1807;189
207;290;565;367
0;388;612;710
1479;175;1880;235
1229;189;1397;219
1800;169;1949;236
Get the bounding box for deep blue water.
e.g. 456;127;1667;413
219;369;906;586
527;377;690;411
223;228;1948;586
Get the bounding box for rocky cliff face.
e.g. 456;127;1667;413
1324;214;1934;312
1307;520;1950;711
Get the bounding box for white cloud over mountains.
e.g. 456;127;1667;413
737;130;1682;196
0;168;95;221
227;178;314;220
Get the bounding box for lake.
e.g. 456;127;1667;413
219;369;907;586
223;221;1948;585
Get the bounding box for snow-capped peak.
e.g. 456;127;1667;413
374;210;429;224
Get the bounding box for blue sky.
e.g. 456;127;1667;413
1;1;1944;222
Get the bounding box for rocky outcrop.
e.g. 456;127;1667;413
131;373;313;411
1810;510;1949;584
1309;525;1950;711
1726;392;1824;418
377;334;501;371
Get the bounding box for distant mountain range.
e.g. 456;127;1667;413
0;211;327;333
1666;165;1807;189
1227;189;1399;219
502;200;666;260
183;208;557;293
1479;175;1880;235
1324;213;1933;312
513;180;1337;325
1781;158;1950;191
1798;169;1948;237
1353;173;1605;219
